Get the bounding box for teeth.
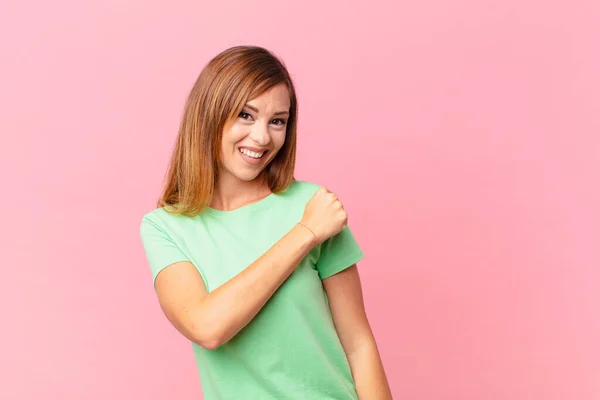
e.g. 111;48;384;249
239;148;264;159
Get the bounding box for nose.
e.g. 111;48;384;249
248;122;271;146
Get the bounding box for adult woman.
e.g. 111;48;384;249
140;45;392;399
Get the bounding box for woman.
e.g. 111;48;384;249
140;45;392;399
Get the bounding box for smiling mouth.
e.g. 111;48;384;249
239;148;267;159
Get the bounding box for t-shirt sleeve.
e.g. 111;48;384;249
139;215;190;287
316;225;365;280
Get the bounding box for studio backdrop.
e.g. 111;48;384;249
1;0;599;399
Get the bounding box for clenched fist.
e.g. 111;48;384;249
299;188;348;245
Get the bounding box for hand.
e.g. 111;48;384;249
300;187;348;245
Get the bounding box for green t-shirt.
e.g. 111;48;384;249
139;180;365;400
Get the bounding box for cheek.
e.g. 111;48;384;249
223;123;247;147
273;130;287;150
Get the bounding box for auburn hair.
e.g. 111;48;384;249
157;46;298;216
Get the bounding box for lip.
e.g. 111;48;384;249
238;146;269;153
238;147;269;165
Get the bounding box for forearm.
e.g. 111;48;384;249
192;223;315;348
348;339;393;399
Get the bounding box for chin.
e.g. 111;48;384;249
234;169;265;182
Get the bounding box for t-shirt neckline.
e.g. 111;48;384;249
204;191;278;216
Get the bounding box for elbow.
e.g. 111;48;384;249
181;305;231;350
196;337;222;351
189;325;228;350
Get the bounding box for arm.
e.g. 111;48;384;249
150;187;346;350
323;264;393;399
155;223;315;350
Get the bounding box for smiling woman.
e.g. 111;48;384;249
139;46;392;400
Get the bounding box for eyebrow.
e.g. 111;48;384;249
244;104;290;116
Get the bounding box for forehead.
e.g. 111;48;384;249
247;83;290;110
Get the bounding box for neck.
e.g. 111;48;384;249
210;173;271;211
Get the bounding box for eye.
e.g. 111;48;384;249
239;111;253;121
271;118;287;127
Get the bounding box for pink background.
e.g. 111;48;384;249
1;0;599;399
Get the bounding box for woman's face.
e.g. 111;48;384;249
219;83;290;183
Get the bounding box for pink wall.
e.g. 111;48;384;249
1;0;599;399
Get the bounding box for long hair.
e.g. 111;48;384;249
158;46;298;216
